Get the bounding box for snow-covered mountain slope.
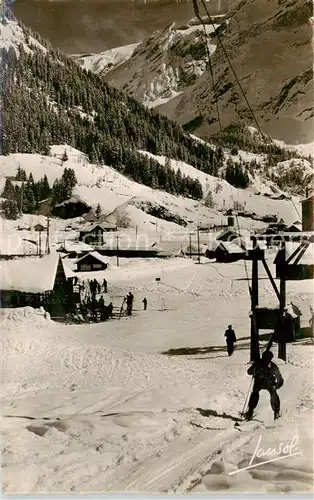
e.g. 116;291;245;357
1;256;313;493
72;43;140;76
139;149;305;220
0;145;217;234
91;0;313;144
0;16;47;57
269;158;313;196
102;16;225;108
0;144;305;243
156;0;313;144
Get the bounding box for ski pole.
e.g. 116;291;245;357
240;376;254;417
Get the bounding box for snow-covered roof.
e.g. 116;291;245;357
55;194;90;207
79;222;117;233
287;223;302;232
285;243;314;266
210;240;244;254
58;240;94;253
233;237;267;251
216;228;240;241
0;253;60;293
151;241;185;253
75;251;109;265
221;242;244;254
61;258;76;279
34;223;46;231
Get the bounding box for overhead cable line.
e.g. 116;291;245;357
193;0;302;221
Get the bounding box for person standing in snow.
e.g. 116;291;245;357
90;280;97;299
245;350;283;421
224;325;237;356
142;297;147;310
108;302;113;317
103;278;107;293
126;292;134;316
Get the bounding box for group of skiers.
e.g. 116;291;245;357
224;324;283;421
77;296;113;322
75;278;108;302
88;278;107;299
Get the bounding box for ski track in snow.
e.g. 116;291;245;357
1;259;313;494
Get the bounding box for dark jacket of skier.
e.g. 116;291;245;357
247;354;284;391
246;350;283;421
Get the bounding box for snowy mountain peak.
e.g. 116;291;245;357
0;18;47;61
99;16;222;109
0;19;24;55
75;0;313;144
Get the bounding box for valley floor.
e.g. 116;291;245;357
1;256;313;494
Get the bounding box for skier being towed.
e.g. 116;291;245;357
245;350;284;421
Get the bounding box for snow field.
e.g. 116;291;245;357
0;143;306;250
1;256;313;493
73;43;141;75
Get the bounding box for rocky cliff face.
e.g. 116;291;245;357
104;17;227;108
156;0;313;144
100;0;313;144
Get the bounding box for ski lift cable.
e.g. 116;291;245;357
192;0;252;299
192;0;222;131
195;0;266;139
193;0;301;221
192;0;248;134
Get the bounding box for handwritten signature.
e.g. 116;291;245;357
229;434;302;476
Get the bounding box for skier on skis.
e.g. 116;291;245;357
245;350;283;421
224;325;237;356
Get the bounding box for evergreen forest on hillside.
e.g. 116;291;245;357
1;166;78;219
1;20;304;202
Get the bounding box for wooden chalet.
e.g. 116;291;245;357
79;224;105;245
79;223;117;244
287;222;302;233
184;243;209;257
261;214;278;224
34;223;46;232
255;303;302;342
57;240;94;259
0;253;74;317
151;241;186;258
274;241;314;280
206;240;245;262
75;251;109;272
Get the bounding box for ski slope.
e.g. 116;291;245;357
0;142;306;242
1;257;313;494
